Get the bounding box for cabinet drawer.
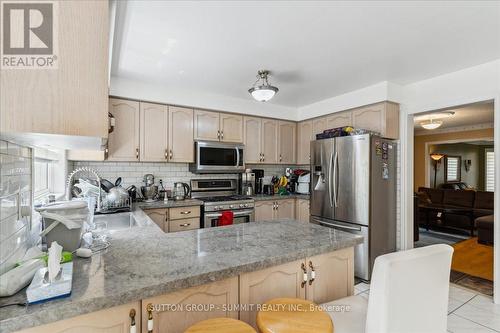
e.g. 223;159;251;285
169;206;200;220
168;218;200;232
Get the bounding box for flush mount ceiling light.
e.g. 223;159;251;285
248;70;279;102
421;119;443;130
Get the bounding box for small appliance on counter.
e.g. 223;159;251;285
296;172;310;194
240;169;255;196
253;169;264;194
141;174;158;202
173;182;191;200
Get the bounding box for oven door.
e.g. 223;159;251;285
203;209;255;228
192;141;245;173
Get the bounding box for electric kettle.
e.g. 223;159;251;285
173;182;191;200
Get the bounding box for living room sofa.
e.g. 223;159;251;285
417;187;494;235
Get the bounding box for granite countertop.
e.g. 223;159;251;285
134;198;203;209
250;193;310;201
0;209;361;333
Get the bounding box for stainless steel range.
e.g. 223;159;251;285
190;179;255;228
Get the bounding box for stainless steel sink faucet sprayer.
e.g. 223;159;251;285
65;167;102;212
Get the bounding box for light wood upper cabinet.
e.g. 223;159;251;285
142;277;238;333
15;301;140;333
295;199;310;223
140;102;168;162
327;111;352;128
261;119;279;164
305;247;354;304
220;114;243;143
352;102;399;139
169;106;194;162
194;110;220;141
239;260;306;328
243;117;262;163
276;199;295;219
255;201;275;222
0;0;108;139
278;121;296;164
108;99;140;161
312;117;328;136
297;121;313;165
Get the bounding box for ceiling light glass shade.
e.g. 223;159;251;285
421;119;443;130
430;153;445;161
249;70;279;102
249;85;279;102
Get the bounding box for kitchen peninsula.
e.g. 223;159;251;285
0;207;362;333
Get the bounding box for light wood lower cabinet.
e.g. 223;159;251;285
239;260;306;328
142;277;238;333
144;206;200;233
255;199;295;221
16;301;140;333
295;199;310;222
305;248;354;304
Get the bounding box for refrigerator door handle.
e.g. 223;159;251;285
333;151;338;207
328;152;334;207
313;218;362;231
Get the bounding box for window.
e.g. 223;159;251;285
445;156;461;183
34;159;52;198
485;148;494;192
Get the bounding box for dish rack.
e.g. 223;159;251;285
98;197;132;214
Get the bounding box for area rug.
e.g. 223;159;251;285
451;237;493;281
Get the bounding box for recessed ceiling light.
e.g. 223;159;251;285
421;119;443;130
248;70;279;102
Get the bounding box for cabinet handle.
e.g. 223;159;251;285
180;211;191;215
301;263;308;288
180;223;191;227
129;309;137;333
279;154;282;162
147;303;154;333
169;149;173;160
276;202;279;210
165;149;169;160
217;130;220;139
262;153;265;162
308;261;316;285
221;130;224;140
135;148;139;160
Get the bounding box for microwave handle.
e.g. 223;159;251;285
235;147;240;167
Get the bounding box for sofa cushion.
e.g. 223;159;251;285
417;191;432;204
442;189;475;208
418;187;444;204
474;191;494;210
475;215;494;230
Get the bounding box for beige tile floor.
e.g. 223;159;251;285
354;282;500;332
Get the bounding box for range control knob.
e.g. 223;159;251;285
214;206;220;210
244;204;249;208
229;205;234;209
239;204;244;208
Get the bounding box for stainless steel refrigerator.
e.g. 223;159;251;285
310;134;396;281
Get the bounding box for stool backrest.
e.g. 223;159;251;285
365;244;453;333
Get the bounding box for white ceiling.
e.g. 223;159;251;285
414;102;494;130
111;1;500;108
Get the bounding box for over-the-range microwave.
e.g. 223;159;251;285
189;141;245;173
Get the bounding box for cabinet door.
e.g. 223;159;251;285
306;247;354;304
142;277;238;333
194;110;220;141
140;102;168;162
243;117;262;163
239;260;306;328
16;301;141;333
352;104;385;135
327;111;352;128
144;209;167;232
297;121;313;165
108;98;140;161
255;200;275;221
168;217;200;232
295;199;310;223
261;119;278;164
276;199;295;219
220;114;243;143
278;121;296;164
312;117;328;136
1;1;108;138
169;106;194;162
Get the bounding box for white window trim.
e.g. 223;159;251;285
485;148;495;192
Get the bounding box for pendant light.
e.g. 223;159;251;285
248;70;279;102
420;119;443;130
